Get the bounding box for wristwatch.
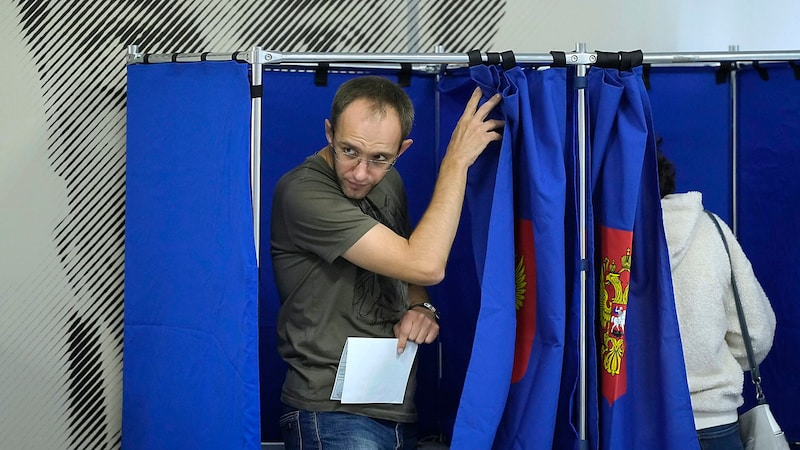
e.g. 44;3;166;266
409;302;440;321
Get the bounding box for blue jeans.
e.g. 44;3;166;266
280;406;418;450
697;421;744;450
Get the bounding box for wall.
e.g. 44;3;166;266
0;0;797;448
498;0;800;53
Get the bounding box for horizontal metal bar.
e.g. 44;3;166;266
126;51;252;65
642;50;800;64
257;51;555;65
126;45;800;67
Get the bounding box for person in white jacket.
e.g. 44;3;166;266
658;153;777;450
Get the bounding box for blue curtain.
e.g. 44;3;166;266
124;61;260;449
737;62;800;443
446;64;517;449
441;63;699;450
587;66;698;450
442;64;573;449
646;66;732;221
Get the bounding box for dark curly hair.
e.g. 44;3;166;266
657;152;676;198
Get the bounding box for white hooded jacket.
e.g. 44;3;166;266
661;191;776;430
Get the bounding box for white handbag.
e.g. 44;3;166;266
739;403;789;450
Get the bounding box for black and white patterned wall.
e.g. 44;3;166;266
2;0;798;448
0;1;504;448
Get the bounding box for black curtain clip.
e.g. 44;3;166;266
789;61;800;80
398;63;412;87
752;61;769;81
715;62;735;85
550;51;567;67
467;49;482;67
314;62;330;86
501;50;516;70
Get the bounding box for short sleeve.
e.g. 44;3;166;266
273;166;377;263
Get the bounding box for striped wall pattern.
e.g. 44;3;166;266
1;1;504;448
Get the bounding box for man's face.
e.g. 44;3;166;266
325;98;410;200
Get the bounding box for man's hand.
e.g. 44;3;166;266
394;308;440;354
443;87;504;168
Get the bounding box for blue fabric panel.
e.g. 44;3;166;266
588;66;699;450
736;63;800;443
449;63;516;450
258;69;438;441
497;67;570;449
446;65;571;449
124;61;259;450
646;66;732;222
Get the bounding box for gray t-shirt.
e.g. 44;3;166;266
271;153;416;422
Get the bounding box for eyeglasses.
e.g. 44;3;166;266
330;144;397;172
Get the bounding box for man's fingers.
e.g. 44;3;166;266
423;328;438;344
395;323;409;354
484;118;505;133
462;87;484;118
476;93;502;119
407;327;420;344
395;311;440;353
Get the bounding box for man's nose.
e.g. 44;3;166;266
351;158;370;178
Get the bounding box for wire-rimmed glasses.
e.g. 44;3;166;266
330;143;398;172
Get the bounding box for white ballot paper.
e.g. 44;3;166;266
330;337;418;404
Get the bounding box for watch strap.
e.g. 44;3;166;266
409;302;440;321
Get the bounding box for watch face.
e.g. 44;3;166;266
423;303;439;319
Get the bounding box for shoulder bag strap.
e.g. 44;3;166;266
704;210;766;404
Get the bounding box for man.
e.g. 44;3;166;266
271;75;503;449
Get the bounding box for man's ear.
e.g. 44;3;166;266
397;139;413;158
324;119;334;145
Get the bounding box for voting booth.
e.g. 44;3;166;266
124;48;800;448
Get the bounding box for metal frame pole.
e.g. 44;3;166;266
250;46;263;267
728;45;740;236
575;41;590;450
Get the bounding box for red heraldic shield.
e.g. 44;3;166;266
598;225;632;405
512;218;537;383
